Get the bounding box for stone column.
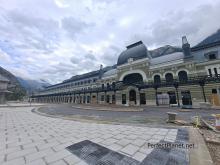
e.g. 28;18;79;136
97;92;99;104
0;93;6;104
85;94;87;104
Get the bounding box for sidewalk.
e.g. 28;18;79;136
0;102;46;108
0;106;190;165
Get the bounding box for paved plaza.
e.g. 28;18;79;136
0;106;190;165
38;104;219;125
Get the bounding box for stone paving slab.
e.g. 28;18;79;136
0;107;190;165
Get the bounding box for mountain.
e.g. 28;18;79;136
149;45;182;58
0;66;26;100
17;77;51;94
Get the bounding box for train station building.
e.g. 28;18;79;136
31;30;220;108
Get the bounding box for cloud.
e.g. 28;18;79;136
0;0;219;84
0;8;61;53
62;16;95;39
54;0;70;8
0;48;12;63
128;2;220;47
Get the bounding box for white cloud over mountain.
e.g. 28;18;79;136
0;0;220;84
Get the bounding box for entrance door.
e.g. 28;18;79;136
112;95;116;104
106;95;110;103
79;96;82;104
91;95;96;104
122;94;126;104
181;90;192;105
167;91;177;104
87;96;90;103
129;90;136;105
140;93;146;105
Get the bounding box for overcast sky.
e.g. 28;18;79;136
0;0;220;84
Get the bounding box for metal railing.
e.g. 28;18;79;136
31;74;220;98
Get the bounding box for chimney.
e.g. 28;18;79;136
182;36;191;57
99;64;103;79
100;64;103;70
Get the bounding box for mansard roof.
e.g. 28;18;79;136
192;29;220;51
45;65;116;88
150;52;184;66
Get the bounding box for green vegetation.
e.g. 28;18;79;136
6;86;26;101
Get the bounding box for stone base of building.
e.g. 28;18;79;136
31;83;220;109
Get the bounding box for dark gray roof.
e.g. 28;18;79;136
64;65;116;83
63;70;100;83
192;29;220;51
46;65;116;88
150;52;184;65
0;75;9;82
117;41;148;66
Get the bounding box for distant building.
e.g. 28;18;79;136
31;30;220;107
0;75;10;104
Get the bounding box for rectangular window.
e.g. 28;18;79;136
122;94;126;104
106;95;110;103
87;96;90;103
112;95;115;103
212;89;217;94
214;68;218;76
208;69;212;76
209;54;216;60
140;93;146;105
101;95;104;101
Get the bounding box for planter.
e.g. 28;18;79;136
167;112;177;122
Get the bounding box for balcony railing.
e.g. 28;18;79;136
31;74;220;98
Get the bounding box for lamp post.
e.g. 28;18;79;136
96;91;99;104
173;81;180;107
153;84;159;106
199;79;206;102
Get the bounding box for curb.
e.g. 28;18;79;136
32;107;182;129
189;127;213;165
71;105;143;112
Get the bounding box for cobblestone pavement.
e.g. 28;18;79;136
0;107;189;165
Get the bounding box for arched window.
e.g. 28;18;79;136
123;73;143;84
178;71;188;82
112;82;116;88
165;73;173;83
107;83;110;89
154;75;161;84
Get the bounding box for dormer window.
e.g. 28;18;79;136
128;58;134;63
205;51;218;60
209;54;216;60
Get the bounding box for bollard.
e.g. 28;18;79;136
214;114;220;130
167;112;177;122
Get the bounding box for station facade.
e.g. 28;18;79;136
32;30;220;107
